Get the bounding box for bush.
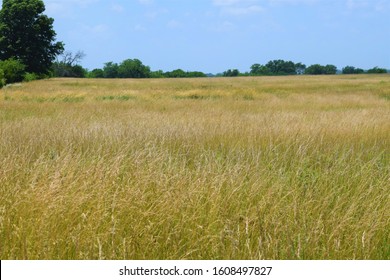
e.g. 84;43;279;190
88;68;105;78
0;58;26;83
23;72;38;82
0;69;5;88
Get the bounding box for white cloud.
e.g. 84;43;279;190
167;19;182;29
47;0;99;8
138;0;154;5
111;4;124;13
134;24;147;32
213;0;264;16
346;0;369;9
345;0;390;12
210;20;237;32
213;0;259;6
44;0;99;18
82;24;109;35
374;0;390;12
267;0;319;5
223;5;264;15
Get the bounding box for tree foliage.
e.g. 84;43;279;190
52;51;87;78
118;59;151;78
0;58;25;83
250;64;270;75
103;62;119;78
87;59;207;79
305;64;337;75
265;60;297;75
250;60;306;76
88;68;105;78
0;0;64;74
223;69;240;77
0;69;5;88
367;67;387;74
342;66;364;74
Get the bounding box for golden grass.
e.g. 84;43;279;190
0;75;389;259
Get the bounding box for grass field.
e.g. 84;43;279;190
0;75;389;260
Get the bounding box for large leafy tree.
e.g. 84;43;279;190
118;59;151;78
0;0;64;74
305;64;337;75
265;60;297;75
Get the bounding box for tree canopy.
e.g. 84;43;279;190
304;64;337;75
342;66;364;74
0;0;64;74
367;67;387;74
118;59;151;78
249;60;306;76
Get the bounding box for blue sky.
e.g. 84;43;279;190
5;0;390;73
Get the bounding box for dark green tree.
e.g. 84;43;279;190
186;71;206;78
88;68;105;78
150;70;165;78
342;66;364;74
223;69;240;77
367;67;387;74
250;61;306;76
0;0;64;74
324;64;337;75
305;64;337;75
265;60;296;75
103;62;119;78
305;64;324;75
250;63;270;76
118;59;151;78
165;69;187;78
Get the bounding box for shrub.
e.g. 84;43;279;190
24;72;38;82
0;69;5;88
0;58;26;83
88;68;104;78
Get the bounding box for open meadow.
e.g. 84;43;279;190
0;75;389;260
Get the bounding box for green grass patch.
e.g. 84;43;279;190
173;94;221;100
96;95;136;101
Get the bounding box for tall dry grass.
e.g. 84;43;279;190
0;75;389;259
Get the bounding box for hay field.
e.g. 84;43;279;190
0;75;389;260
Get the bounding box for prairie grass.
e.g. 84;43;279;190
0;75;389;259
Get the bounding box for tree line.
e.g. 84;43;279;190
51;52;207;79
222;60;387;77
52;55;387;79
0;0;388;88
85;60;207;79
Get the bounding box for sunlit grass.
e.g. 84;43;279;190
0;75;389;259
